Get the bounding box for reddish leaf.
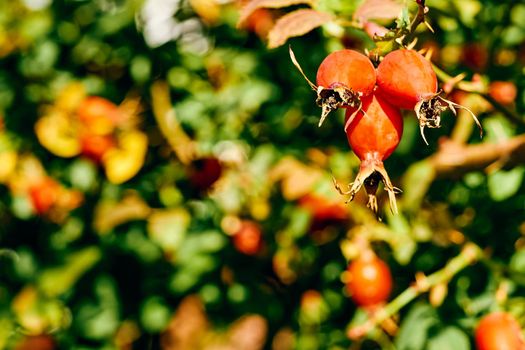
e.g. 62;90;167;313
268;9;333;49
237;0;313;27
353;0;404;22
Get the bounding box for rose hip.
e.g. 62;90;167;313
335;92;402;214
289;47;376;127
346;251;393;308
376;49;481;144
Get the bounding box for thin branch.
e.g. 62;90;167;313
433;64;525;127
480;94;525;128
348;242;482;339
432;135;525;177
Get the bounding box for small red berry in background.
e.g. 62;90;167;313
14;335;56;350
298;194;348;223
77;96;122;134
188;157;223;192
462;43;489;72
339;92;403;213
475;312;525;350
80;133;116;163
488;81;517;106
346;251;392;308
29;177;61;215
232;220;263;256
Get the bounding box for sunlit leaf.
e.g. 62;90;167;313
54;82;86;112
103;130;148;184
269;157;324;200
510;249;525;274
151;81;196;165
267;9;333;49
395;302;438;350
0;150;17;183
353;0;404;21
147;208;191;253
487;166;524;202
93;192;151;234
190;0;221;24
11;286;70;335
34;112;81;158
38;246;101;297
237;0;313;27
427;326;470;350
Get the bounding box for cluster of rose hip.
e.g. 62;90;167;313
291;47;480;214
344;249;525;350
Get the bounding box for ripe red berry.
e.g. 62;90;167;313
377;49;438;110
376;49;481;144
14;335;56;350
290;47;376;126
77;96;122;134
232;220;263;256
346;251;392;308
298;194;348;222
188;157;222;192
488;81;517;106
475;312;525;350
80;133;116;163
336;92;402;213
29;177;61;215
316;50;376;96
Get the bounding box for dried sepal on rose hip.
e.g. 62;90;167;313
289;46;376;127
376;49;482;144
335;92;403;214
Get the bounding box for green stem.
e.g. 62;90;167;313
347;242;483;339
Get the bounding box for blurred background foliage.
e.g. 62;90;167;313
0;0;524;349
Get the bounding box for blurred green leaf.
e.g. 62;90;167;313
395;303;439;350
76;276;120;340
510;249;525;274
38;247;101;297
487;166;524;202
140;297;171;333
427;326;470;350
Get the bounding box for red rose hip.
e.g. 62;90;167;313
336;92;402;213
346;251;392;308
376;49;481;144
475;312;525;350
290;47;376;126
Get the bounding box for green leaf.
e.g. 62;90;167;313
76;276;120;340
140;297;171;333
401;160;436;212
487;166;525;202
510;249;525;274
38;247;101;297
427;326;470;350
395;303;439;350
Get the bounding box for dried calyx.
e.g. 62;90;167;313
333;162;401;215
289;46;364;127
316;84;361;127
415;93;483;145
